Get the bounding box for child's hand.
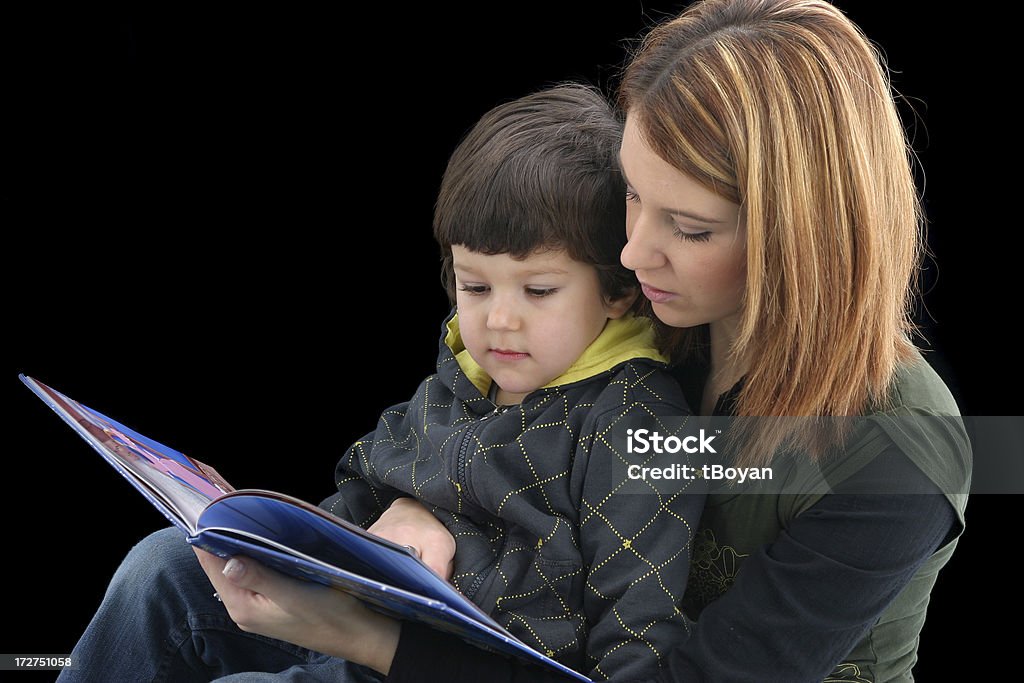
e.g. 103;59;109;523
368;497;457;580
192;547;400;673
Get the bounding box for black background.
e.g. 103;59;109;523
3;2;1017;678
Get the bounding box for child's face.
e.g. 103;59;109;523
452;245;630;405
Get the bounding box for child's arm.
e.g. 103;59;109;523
575;380;706;681
318;404;412;527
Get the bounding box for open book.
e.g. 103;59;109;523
21;374;590;682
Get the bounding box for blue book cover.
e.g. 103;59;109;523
20;374;590;682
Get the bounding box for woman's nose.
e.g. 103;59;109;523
621;211;666;272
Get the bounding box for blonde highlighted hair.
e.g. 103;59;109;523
620;0;923;465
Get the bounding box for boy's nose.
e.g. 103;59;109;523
486;297;521;331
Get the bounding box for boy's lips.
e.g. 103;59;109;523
640;282;678;304
490;349;530;361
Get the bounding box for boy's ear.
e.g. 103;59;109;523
604;287;640;320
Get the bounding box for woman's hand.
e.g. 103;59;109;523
368;497;457;580
192;548;400;674
187;499;452;674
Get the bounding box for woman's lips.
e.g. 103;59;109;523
490;349;530;361
640;282;678;303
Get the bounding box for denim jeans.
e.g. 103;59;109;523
57;527;384;682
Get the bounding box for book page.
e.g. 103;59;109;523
22;376;231;531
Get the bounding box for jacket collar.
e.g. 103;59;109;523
441;311;667;399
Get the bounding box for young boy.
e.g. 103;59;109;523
318;85;703;682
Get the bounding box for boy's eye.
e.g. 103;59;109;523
457;285;489;295
526;287;557;298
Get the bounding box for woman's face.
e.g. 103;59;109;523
619;113;747;333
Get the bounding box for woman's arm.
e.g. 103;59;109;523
189;496;455;674
655;445;956;681
193;548;401;674
389;621;578;683
194;456;953;683
387;448;956;682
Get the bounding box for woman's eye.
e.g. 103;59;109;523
457;285;489;295
625;189;640;203
672;227;712;243
526;288;557;298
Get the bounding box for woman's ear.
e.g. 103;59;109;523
604;287;640;319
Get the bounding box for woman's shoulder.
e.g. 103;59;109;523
856;347;971;519
771;348;971;539
866;348;971;474
879;347;963;417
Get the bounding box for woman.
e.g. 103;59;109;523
88;0;972;680
202;0;967;680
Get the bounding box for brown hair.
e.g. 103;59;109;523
434;84;634;304
620;0;923;464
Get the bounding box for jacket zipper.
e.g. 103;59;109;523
455;404;510;503
455;403;510;601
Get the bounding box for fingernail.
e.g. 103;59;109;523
223;558;245;579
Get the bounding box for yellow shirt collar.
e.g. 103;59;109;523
444;313;666;398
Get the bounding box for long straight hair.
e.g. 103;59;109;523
619;0;923;465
